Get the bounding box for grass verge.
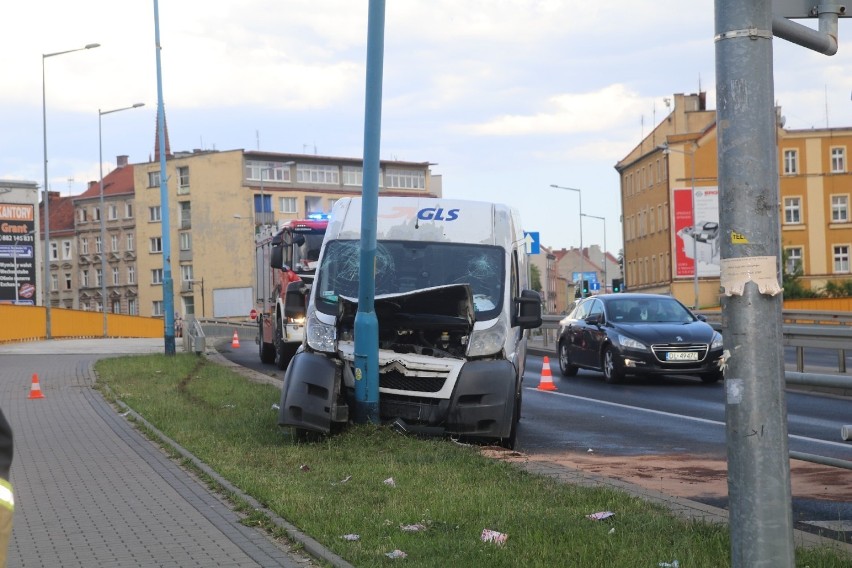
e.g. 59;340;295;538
95;354;850;567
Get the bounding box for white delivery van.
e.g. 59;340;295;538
277;196;542;448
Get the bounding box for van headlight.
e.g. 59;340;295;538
306;306;336;353
467;313;508;357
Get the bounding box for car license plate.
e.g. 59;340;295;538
667;351;698;361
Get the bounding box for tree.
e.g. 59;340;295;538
529;264;542;293
782;249;819;299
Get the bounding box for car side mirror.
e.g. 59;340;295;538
695;314;707;322
585;313;603;325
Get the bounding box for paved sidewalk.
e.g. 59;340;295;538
0;339;312;568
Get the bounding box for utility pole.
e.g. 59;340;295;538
716;2;847;565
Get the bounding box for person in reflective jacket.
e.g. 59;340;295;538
0;409;13;568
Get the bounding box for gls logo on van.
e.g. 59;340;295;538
417;207;460;221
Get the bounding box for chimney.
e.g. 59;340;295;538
117;155;129;168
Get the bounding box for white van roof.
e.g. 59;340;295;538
327;197;523;249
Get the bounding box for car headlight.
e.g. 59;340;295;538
711;332;723;349
617;335;648;351
305;306;336;353
468;312;508;357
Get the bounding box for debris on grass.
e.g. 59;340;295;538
332;475;352;485
658;561;680;568
271;403;280;411
481;529;508;545
385;549;407;559
586;511;615;521
400;523;427;532
383;477;396;487
299;464;311;472
341;534;360;541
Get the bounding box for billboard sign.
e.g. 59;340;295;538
673;187;720;278
0;203;37;304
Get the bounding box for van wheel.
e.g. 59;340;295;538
499;395;520;450
603;346;624;384
558;341;578;376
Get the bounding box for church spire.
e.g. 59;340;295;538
153;108;172;162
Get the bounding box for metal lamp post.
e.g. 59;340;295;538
550;185;584;298
660;143;699;308
42;42;100;338
98;103;144;337
581;213;606;293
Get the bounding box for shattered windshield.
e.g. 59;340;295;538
314;240;504;321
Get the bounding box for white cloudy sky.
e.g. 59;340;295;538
2;1;852;256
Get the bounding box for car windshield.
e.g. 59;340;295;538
606;297;696;324
314;239;504;321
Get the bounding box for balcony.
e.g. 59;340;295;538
255;211;276;226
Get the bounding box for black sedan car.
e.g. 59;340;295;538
557;293;724;384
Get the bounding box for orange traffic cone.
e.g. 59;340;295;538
537;356;557;391
29;373;45;399
231;329;241;349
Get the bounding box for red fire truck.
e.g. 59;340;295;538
255;216;328;368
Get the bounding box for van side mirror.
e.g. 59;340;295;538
514;289;542;329
270;244;284;269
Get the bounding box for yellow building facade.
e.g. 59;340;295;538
616;92;852;308
134;149;440;319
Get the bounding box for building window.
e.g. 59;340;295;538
78;208;87;223
784;197;801;224
125;202;133;219
111;299;121;314
108;204;118;220
179;232;192;251
279;197;297;214
128;265;136;284
180;264;193;283
832;195;849;223
111;234;119;252
95;236;102;254
296;164;339;184
384;168;425;190
64;273;72;290
783;149;798;175
93;207;101;222
149;206;161;222
126;233;134;251
785;247;803;274
179;202;191;229
177;166;190;193
152;268;164;284
112;267;120;285
81;269;90;287
51;274;58;291
245;160;292;182
96;268;103;287
152;300;163;316
148;171;160;188
80;238;89;255
128;298;138;316
834;245;850;273
831;147;846;173
342;166;362;186
150;237;162;253
62;240;72;260
49;242;59;261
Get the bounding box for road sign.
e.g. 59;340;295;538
590;282;600;291
249;308;258;320
524;231;540;254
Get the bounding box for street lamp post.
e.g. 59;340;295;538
42;42;100;338
659;143;699;308
98;103;145;337
550;185;584;298
581;213;606;293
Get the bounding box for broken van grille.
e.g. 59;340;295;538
379;369;446;392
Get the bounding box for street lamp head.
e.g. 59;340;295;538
85;43;101;49
132;102;145;108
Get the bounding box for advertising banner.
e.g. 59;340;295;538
0;203;37;304
673;187;720;278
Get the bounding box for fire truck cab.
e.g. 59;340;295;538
256;216;328;369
